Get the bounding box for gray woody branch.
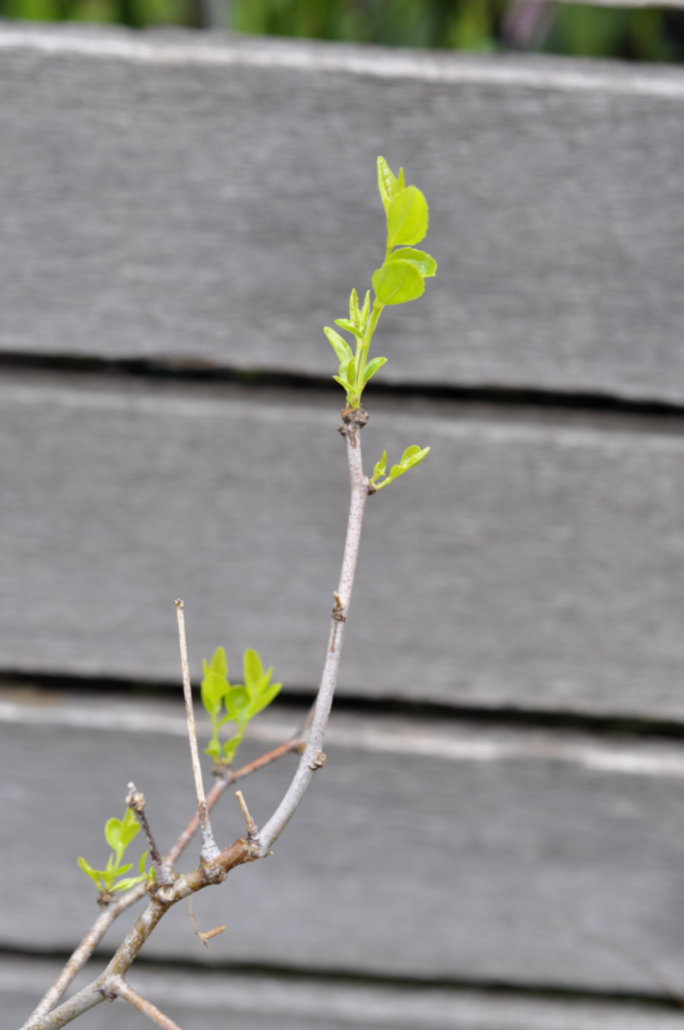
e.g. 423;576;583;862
21;406;369;1030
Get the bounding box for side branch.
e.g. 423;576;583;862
110;977;183;1030
257;408;369;855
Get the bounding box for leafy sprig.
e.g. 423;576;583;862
201;647;281;765
77;808;154;895
369;445;431;492
324;156;437;410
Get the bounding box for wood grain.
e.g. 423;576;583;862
5;373;684;717
1;24;684;402
4;958;684;1030
4;689;684;997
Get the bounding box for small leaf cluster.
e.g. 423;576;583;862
324;156;437;410
201;647;281;765
78;808;154;896
369;445;431;491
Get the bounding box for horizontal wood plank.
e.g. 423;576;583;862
1;24;684;402
4;690;684;997
5;373;684;717
5;958;684;1030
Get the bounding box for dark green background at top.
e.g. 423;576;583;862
2;0;684;63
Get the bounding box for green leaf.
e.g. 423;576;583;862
208;646;227;680
333;375;351;392
349;288;360;323
372;261;425;306
324;326;354;366
243;649;264;691
224;685;251;725
204;737;221;762
359;290;371;325
139;851;149;874
334;318;364;339
223;730;244;764
372;451;387;480
77;856;101;888
377;155;397;214
105;811;139;857
362;356;387;384
386;186;428;249
201;669;227;718
112;875;147;893
248;682;281;719
389;248;437;278
401;445;430;469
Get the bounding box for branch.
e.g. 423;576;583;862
257;407;369;855
25;716;311;1022
126;782;171;885
165;731;305;867
110;977;184;1030
175;599;220;863
23;839;256;1029
21;885;148;1026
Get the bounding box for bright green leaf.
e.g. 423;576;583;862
77;856;101;887
249;683;281;719
334;318;364;339
362;356;387;384
204;737;221;761
377;155;397;214
387;186;428;249
224;685;251;725
389;248;437;278
324;326;354;366
201;669;227;718
112;875;146;892
373;451;387;480
372;261;425;306
208;646;227;680
401;445;430;468
349;287;359;323
359;290;371;325
243;649;263;690
333;375;351;392
223;731;244;764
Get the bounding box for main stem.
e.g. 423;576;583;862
257;407;368;854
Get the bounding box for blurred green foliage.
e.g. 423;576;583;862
2;0;683;63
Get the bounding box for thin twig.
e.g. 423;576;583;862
111;976;185;1030
175;599;220;863
21;885;148;1026
166;733;304;867
235;789;259;839
188;896;226;948
257;408;369;855
126;782;171;885
25;839;256;1029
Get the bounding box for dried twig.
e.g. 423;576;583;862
110;977;184;1030
175;599;220;863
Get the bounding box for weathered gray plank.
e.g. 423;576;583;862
5;373;684;717
1;24;684;402
4;958;684;1030
4;690;684;996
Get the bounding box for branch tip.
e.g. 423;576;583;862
235;789;259;839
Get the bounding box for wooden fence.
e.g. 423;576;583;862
3;20;684;1028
